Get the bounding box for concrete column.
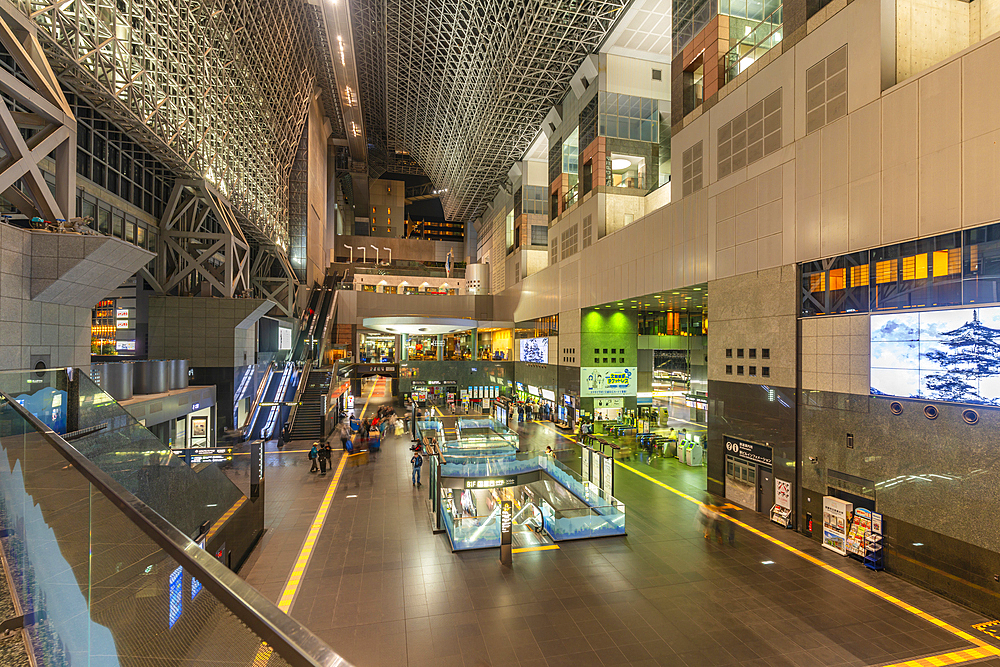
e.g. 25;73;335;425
472;329;479;360
436;335;444;361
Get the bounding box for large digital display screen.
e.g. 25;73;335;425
871;306;1000;405
519;337;548;363
278;326;292;351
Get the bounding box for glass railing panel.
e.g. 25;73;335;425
0;396;345;666
0;369;246;539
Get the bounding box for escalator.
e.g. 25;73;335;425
244;362;299;440
287;368;332;440
292;275;335;362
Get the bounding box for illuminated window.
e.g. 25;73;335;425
949;247;962;275
850;265;869;287
875;260;897;284
809;273;825;292
829;268;846;290
969;244;979;272
933;250;949;277
901;256;915;281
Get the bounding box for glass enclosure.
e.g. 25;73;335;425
0;395;344;666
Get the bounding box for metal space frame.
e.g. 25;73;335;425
352;0;629;222
15;0;345;248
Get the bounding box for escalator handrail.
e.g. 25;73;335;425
285;359;313;434
316;289;339;365
241;360;274;432
0;392;350;667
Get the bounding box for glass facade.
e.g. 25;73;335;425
800;223;1000;316
638;311;708;336
523;186;549;215
599;93;659;143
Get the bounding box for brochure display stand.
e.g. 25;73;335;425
822;496;852;555
846;508;873;557
770;505;792;528
864;512;884;571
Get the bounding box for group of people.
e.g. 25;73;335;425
515;402;553;423
307;442;335;475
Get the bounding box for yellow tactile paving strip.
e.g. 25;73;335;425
533;422;1000;667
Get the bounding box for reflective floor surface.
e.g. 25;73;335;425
234;382;1000;666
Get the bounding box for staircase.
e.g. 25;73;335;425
287;369;331;440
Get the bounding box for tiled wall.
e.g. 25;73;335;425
799;314;870;394
707;265;798;389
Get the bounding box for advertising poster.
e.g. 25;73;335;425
775;478;792;511
278;326;292;351
822;496;853;555
602;453;614;497
581;367;637;397
581;445;591;483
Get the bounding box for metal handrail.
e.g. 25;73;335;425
241;360;274;432
316;289;340;365
0;393;350;667
285;358;314;434
722;4;784;84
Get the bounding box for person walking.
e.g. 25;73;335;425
308;443;319;472
411;450;423;487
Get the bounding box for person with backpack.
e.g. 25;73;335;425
411;450;423;487
308;443;319;472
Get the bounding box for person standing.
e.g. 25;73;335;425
411;450;423;487
308;443;319;472
318;443;329;475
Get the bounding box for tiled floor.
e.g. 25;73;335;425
239;389;1000;666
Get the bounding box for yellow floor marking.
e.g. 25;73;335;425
613;459;999;655
276;379;379;614
512;545;560;553
205;496;246;540
879;645;1000;667
276;453;347;614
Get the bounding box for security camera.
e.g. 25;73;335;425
808;456;819;464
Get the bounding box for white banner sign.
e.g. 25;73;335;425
581;367;637;397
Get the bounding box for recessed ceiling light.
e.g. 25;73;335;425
673;292;680;295
761;560;774;565
693;287;702;291
347;494;358;498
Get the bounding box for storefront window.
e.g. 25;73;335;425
478;328;512;360
384;285;398;294
407;335;438;360
443;332;473;360
360;332;395;363
362;284;376;292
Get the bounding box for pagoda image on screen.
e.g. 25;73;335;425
520;337;548;363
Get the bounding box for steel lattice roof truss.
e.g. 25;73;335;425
354;0;628;223
15;0;334;248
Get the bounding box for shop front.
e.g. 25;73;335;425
556;394;576;430
723;435;774;513
359;332;397;363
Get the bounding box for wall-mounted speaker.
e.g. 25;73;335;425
962;409;979;425
889;401;903;415
923;405;939;420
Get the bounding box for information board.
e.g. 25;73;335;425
602;452;614;497
500;500;513;566
822;496;853;555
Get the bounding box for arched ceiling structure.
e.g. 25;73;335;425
352;0;631;223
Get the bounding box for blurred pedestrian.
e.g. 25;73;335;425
698;494;718;540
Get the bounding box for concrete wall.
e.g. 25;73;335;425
333;234;463;264
147;297;272;368
0;224;153;372
307;96;330;285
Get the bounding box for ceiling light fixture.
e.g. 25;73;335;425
611;158;631;170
